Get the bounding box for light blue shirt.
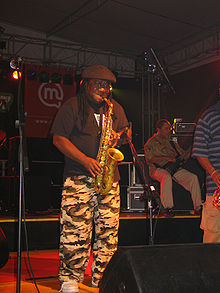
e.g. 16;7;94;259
192;100;220;195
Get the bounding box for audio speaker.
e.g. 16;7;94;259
99;244;220;293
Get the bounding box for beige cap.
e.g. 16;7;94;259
81;65;116;83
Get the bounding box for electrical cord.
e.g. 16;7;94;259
21;171;41;293
126;133;161;245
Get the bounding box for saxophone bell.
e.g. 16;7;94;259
95;147;124;195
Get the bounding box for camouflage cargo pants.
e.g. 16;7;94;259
59;175;120;285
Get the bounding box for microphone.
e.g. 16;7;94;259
10;57;23;70
116;122;131;148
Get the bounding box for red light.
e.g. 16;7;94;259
12;71;21;80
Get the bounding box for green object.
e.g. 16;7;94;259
0;92;14;113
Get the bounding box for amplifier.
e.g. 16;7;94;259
127;186;148;211
175;123;196;133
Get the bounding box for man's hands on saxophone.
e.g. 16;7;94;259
110;124;132;148
82;130;125;178
86;126;131;179
83;157;102;177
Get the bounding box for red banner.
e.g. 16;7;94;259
24;64;76;137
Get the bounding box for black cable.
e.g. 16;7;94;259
22;179;41;293
152;197;163;242
0;136;7;149
126;134;162;244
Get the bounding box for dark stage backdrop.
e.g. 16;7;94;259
0;61;19;140
113;77;142;151
163;60;220;124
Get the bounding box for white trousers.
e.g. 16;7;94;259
201;196;220;243
151;168;202;209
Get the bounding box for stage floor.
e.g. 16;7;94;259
0;210;204;292
0;250;98;293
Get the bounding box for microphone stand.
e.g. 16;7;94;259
124;133;156;245
10;58;29;293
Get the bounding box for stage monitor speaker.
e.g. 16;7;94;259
99;243;220;293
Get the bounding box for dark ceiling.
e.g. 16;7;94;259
1;0;220;58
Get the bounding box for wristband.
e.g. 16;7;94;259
210;170;218;177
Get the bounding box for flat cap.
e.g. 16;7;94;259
82;65;116;83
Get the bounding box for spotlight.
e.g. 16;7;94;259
12;70;21;80
148;64;157;73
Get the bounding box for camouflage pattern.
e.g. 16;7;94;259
59;175;120;286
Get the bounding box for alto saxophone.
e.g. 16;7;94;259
94;98;124;195
213;187;220;210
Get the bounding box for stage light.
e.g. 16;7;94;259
51;73;61;84
39;71;49;83
12;70;21;80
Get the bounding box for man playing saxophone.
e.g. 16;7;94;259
51;64;130;293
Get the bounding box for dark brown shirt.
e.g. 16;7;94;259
51;96;128;179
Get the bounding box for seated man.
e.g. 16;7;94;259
144;119;202;216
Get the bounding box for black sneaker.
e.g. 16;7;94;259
161;208;175;218
191;206;202;216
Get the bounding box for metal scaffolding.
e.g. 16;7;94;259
0;24;136;78
138;48;175;146
164;31;220;75
141;71;161;145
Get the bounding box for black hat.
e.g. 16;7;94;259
82;65;116;83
